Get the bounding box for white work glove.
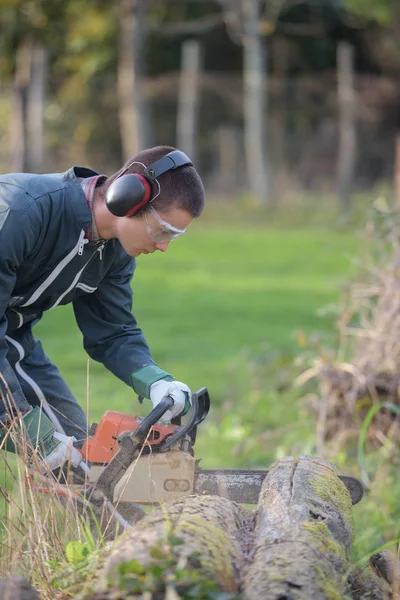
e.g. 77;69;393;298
149;380;192;422
37;432;84;476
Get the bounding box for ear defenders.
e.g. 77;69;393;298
105;150;192;217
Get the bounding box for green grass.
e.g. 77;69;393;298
33;222;360;416
3;217;399;569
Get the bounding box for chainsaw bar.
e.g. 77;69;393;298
194;469;364;505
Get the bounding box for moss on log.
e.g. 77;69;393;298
90;456;389;600
243;456;355;600
97;494;249;594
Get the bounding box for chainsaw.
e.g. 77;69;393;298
77;387;363;510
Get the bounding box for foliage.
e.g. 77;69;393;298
343;0;395;25
47;521;105;597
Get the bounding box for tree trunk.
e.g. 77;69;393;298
0;577;40;600
98;495;249;594
214;124;242;195
242;0;269;204
117;0;142;160
395;133;400;205
26;44;47;173
10;39;32;172
177;39;201;165
244;456;354;599
271;34;289;203
337;41;356;214
91;456;389;599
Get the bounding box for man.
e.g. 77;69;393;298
0;145;205;475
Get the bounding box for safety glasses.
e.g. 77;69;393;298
143;206;187;243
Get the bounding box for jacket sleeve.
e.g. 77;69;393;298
72;252;156;388
0;200;36;414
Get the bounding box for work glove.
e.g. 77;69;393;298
36;431;84;476
149;379;191;422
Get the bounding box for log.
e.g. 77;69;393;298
91;456;389;600
243;456;355;599
97;495;249;594
0;577;40;600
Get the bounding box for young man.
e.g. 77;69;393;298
0;145;205;474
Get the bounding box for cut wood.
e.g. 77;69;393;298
0;577;40;600
89;456;389;599
97;494;250;594
244;456;354;599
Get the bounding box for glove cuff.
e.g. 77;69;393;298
131;365;173;399
0;406;60;456
181;392;191;416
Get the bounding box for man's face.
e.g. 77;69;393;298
115;206;193;257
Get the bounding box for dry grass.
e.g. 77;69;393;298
0;392;123;600
297;207;400;458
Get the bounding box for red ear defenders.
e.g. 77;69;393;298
105;150;192;217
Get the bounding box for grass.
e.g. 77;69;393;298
32;221;360;415
1;211;399;590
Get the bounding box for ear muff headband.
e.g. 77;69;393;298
105;150;192;217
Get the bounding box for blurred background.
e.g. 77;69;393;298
0;0;399;209
1;0;400;565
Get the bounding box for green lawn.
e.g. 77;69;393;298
23;222;363;484
5;220;398;563
34;222;360;420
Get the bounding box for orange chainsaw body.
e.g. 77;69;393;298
81;410;177;464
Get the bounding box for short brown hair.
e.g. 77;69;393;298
107;145;205;218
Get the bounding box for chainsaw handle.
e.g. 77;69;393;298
159;387;210;452
118;395;175;448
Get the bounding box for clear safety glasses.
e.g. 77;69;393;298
143;206;187;243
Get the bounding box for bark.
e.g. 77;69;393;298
337;41;356;214
177;39;201;165
90;456;389;600
26;44;47;173
242;0;269;204
395;133;400;205
10;39;32;172
117;0;147;159
97;495;249;594
0;577;40;600
243;456;355;599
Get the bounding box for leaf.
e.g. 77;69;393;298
65;540;87;565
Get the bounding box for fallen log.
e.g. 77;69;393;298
244;456;354;599
0;577;40;600
88;456;389;600
97;494;250;594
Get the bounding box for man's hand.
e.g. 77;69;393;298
149;380;191;422
37;432;84;475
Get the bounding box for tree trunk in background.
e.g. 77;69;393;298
135;0;152;149
215;124;242;195
10;39;32;172
395;133;400;205
337;41;356;214
117;0;145;160
271;34;289;203
242;0;269;204
26;44;47;173
177;39;201;166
